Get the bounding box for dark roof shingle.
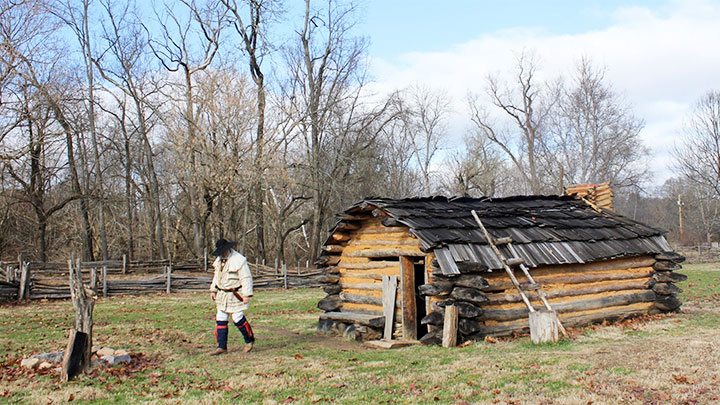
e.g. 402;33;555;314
325;195;671;274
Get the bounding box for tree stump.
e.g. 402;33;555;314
62;258;95;381
529;309;559;344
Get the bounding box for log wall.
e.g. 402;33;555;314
418;253;686;345
317;216;426;339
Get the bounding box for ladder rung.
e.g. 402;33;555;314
520;282;540;291
493;236;513;245
505;257;525;266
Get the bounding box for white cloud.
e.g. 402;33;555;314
366;0;720;186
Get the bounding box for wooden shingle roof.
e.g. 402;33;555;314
326;195;671;275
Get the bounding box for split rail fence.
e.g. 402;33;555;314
0;254;323;302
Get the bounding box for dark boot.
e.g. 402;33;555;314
234;316;255;352
212;320;228;355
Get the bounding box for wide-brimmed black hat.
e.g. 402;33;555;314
212;238;237;256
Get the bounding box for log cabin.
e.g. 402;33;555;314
316;195;686;344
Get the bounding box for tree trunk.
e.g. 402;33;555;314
254;78;266;262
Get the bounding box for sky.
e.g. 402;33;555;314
348;0;720;188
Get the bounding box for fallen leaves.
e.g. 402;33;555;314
673;374;696;385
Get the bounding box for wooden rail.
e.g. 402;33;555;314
0;255;323;302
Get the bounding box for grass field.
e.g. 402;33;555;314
1;263;719;404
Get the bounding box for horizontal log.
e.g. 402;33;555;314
418;282;453;297
381;217;404;227
339;283;383;291
653;261;681;271
319;311;385;328
653;271;687;283
323;245;345;254
341;262;399;269
463;302;655;339
319;274;340;284
345;248;423;257
450;287;489;304
455;262;490;274
652;282;682;296
329;233;351;243
654;252;686;263
421;311;444;326
318;295;342;311
323;285;342;294
459;318;483;335
432;300;483;318
479;290;656;322
336;221;361;231
654;295;681;311
452;274;490;289
340;292;382;307
484;268;653;291
349;239;419;246
338;273;384;280
525;256;656;275
484;278;653;304
340;292;402;308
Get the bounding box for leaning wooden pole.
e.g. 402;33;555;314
62;256;95;381
471;211;535;313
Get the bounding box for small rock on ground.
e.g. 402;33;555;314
32;351;64;363
38;361;53;370
96;347;115;357
101;354;131;365
21;358;40;369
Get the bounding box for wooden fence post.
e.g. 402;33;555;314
102;266;108;298
442;305;459;348
165;264;172;294
122;254;127;275
203;248;208;272
282;263;288;289
90;267;97;293
297;260;301;275
17;255;30;302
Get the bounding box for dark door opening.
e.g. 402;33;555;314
413;259;428;338
400;255;429;341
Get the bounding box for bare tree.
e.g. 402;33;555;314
93;0;167;259
53;0;113;260
404;84;450;195
675;90;720;196
0;0;98;260
149;0;225;257
468;52;558;194
220;0;281;262
281;0;401;261
441;134;506;198
551;58;647;189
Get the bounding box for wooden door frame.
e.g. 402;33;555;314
400;256;417;340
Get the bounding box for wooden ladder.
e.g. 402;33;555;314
471;210;568;338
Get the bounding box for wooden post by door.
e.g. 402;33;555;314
400;256;417;341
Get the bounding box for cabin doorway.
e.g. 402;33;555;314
400;256;428;340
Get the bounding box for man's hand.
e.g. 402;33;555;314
210;291;216;301
241;295;250;304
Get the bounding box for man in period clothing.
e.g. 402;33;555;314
209;238;255;355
